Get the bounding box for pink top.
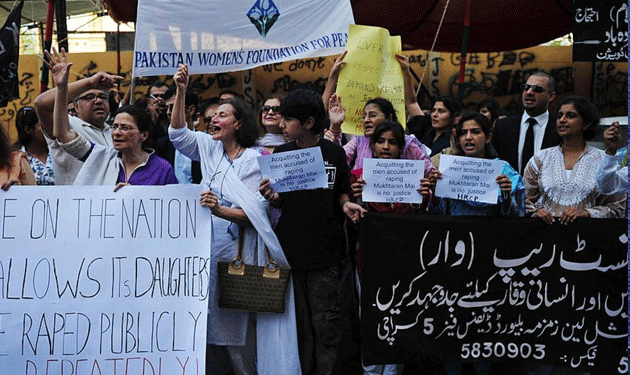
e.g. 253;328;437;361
332;131;436;177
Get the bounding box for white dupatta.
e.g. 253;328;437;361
169;126;301;375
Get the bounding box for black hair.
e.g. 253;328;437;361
370;120;405;158
476;98;501;123
147;80;169;95
198;97;222;118
364;98;398;123
279;89;326;135
434;96;462;119
185;90;199;108
557;96;601;141
163;89;199;109
222;98;258;148
528;71;556;93
219;89;244;101
455;111;498;159
114;105;153;134
163;87;176;101
15;106;39;147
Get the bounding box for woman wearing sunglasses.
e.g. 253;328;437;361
255;94;287;155
47;49;177;188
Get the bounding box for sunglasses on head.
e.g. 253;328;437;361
522;84;546;93
261;105;280;113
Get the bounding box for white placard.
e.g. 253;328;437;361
435;154;503;204
361;158;424;203
258;147;328;193
0;186;211;375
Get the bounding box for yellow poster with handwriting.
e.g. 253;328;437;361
337;25;404;135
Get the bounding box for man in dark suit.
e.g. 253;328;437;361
492;72;561;174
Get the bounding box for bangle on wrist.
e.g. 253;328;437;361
341;200;350;209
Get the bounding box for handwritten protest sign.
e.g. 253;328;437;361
0;185;211;375
336;24;405;135
435;155;502;204
362;158;424;203
361;213;627;374
258;147;327;193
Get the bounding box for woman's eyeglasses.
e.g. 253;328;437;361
261;105;280;113
361;112;384;121
111;124;138;132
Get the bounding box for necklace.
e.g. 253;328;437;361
209;146;244;201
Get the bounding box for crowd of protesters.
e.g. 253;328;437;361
0;47;626;375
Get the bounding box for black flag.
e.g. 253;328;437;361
0;0;23;107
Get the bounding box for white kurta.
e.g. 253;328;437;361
524;145;627;218
169;126;301;375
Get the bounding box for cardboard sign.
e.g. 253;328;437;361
337;24;405;135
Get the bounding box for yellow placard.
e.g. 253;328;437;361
336;24;404;135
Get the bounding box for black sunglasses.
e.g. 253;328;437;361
150;93;166;100
261;105;280;113
522;84;547;93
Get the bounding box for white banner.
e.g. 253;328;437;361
133;0;354;77
0;185;212;375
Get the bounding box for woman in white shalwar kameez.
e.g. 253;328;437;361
169;64;300;375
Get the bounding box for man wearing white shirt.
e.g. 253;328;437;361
34;67;122;185
492;72;562;174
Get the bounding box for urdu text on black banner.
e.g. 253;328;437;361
360;214;627;374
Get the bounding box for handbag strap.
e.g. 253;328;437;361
230;225;282;278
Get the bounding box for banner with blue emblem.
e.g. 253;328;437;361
133;0;354;77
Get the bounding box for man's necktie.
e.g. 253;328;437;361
521;117;537;175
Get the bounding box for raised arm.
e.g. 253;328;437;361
33;48;123;139
326;93;346;142
46;49;76;144
171;64;189;130
322;50;347;111
395;54;422;118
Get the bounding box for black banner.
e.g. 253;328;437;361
0;0;23;107
572;0;628;62
361;213;627;374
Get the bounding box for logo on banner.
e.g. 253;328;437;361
247;0;280;37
